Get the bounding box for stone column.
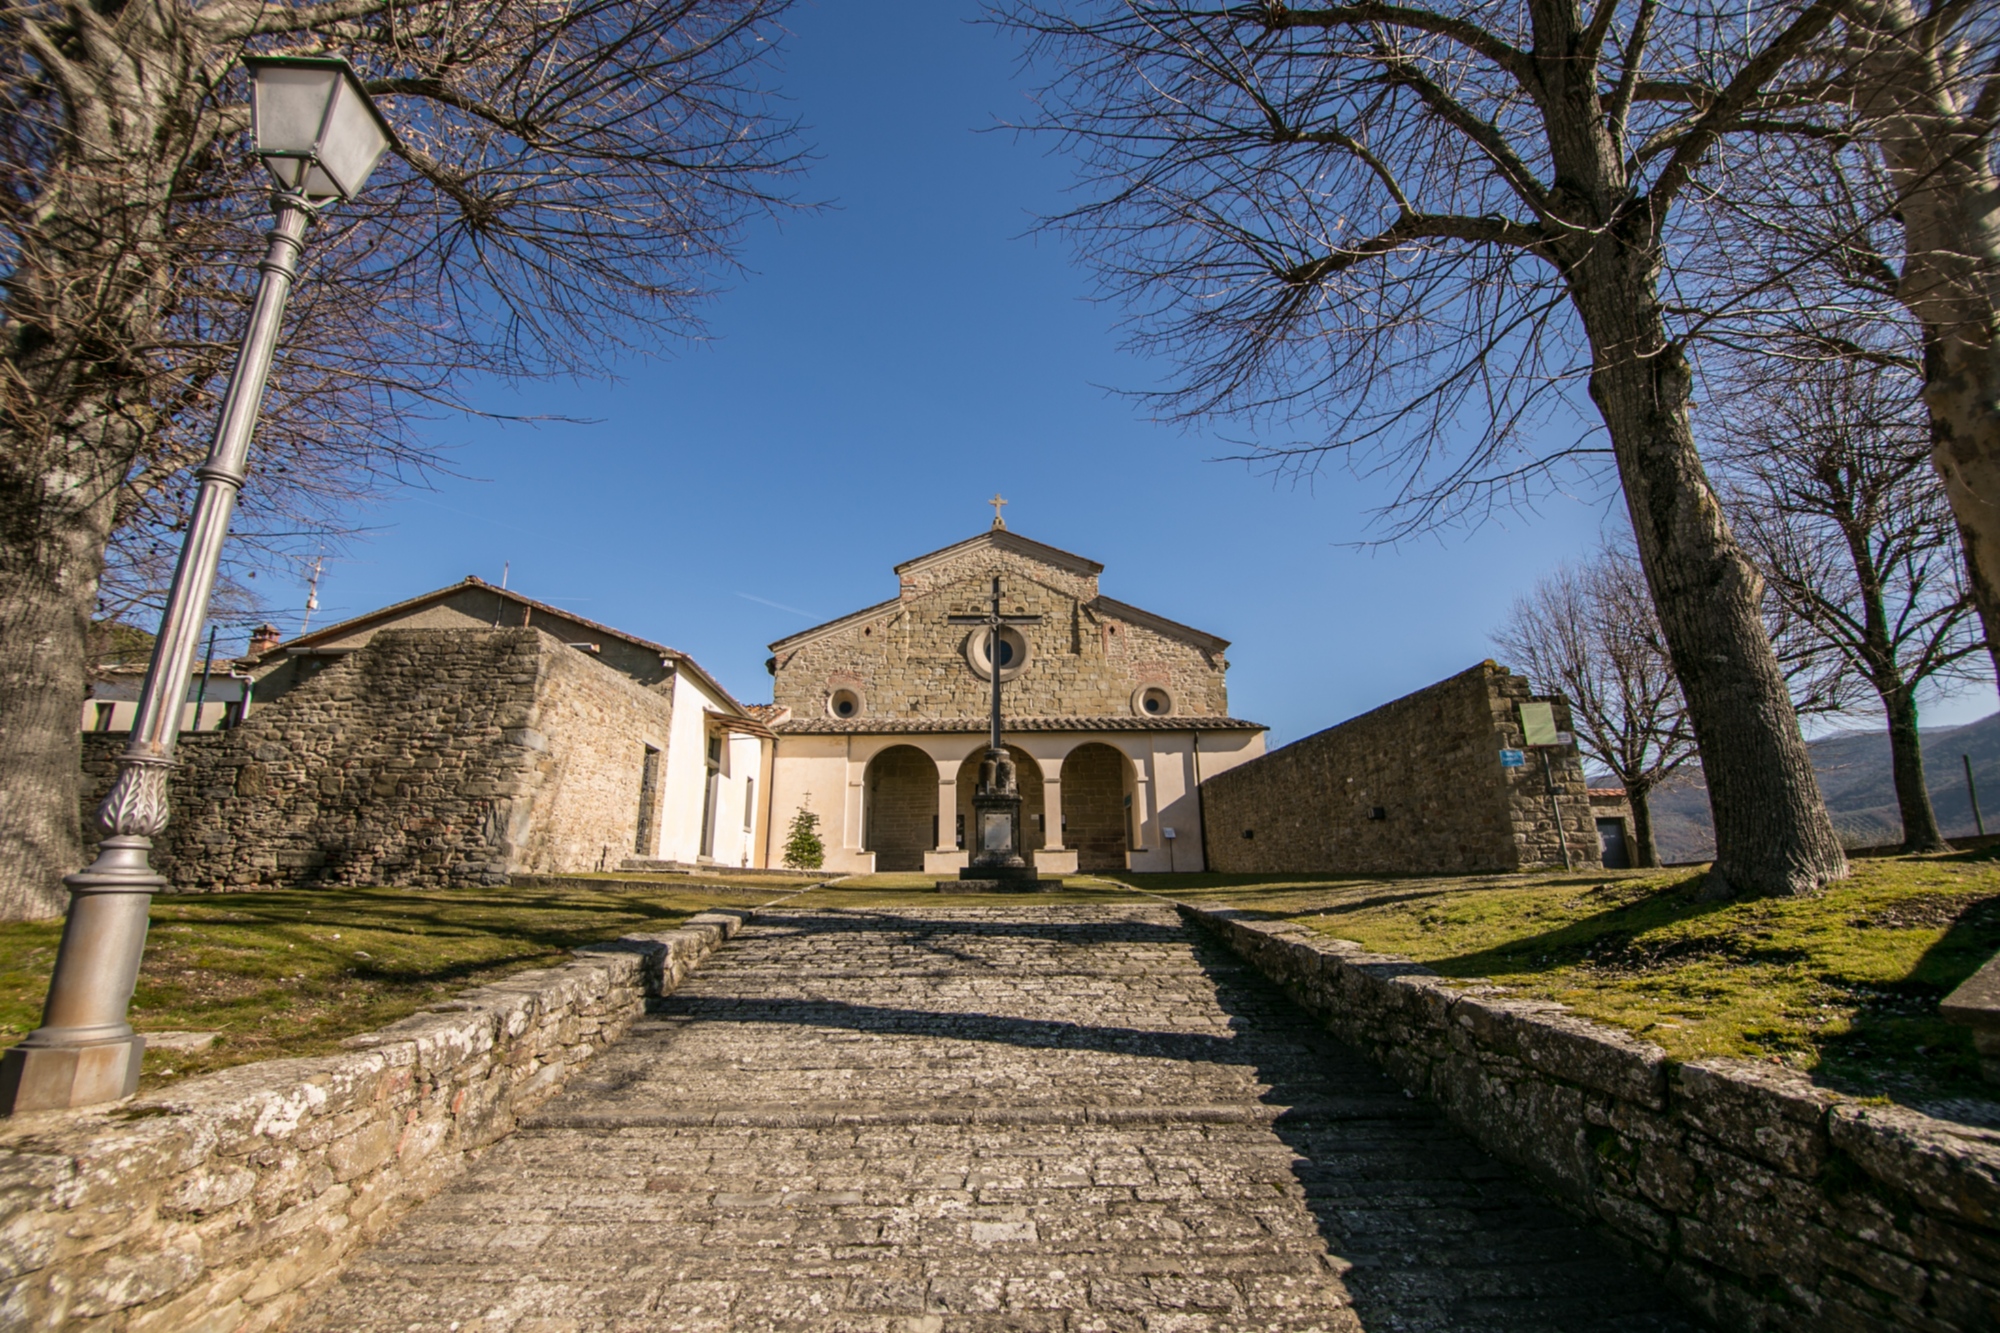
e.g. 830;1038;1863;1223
934;767;959;852
923;754;969;874
1032;751;1079;874
1041;773;1067;850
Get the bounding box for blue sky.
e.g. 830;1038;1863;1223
263;0;1993;747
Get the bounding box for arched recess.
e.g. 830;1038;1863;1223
954;745;1046;855
865;745;937;872
1062;743;1131;872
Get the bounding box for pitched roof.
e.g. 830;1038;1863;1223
769;529;1229;654
892;528;1104;579
254;576;755;717
773;714;1264;735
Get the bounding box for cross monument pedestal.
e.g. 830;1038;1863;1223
942;574;1061;892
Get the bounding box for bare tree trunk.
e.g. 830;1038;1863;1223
0;463;119;920
1629;782;1662;870
1580;271;1847;896
1851;2;2000;689
1884;687;1947;852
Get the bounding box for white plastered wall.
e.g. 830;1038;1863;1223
768;735;872;874
653;670;768;865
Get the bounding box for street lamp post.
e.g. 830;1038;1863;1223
0;57;392;1115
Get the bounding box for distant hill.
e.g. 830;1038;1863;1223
1641;711;2000;863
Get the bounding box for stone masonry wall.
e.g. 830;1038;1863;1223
80;628;673;889
1201;662;1598;875
509;636;674;876
773;546;1229;723
0;908;765;1332
1190;906;2000;1332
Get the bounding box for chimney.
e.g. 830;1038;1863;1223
247;623;283;657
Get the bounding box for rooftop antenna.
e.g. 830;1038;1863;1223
501;561;510;590
299;552;324;633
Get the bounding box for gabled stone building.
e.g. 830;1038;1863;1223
79;578;774;887
763;526;1267;874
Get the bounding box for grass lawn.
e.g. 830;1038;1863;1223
0;884;789;1092
1110;854;2000;1115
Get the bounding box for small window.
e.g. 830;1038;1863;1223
1133;686;1174;718
829;688;862;719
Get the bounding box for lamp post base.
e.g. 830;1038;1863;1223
0;1035;145;1113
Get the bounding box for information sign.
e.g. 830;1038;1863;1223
1499;748;1526;768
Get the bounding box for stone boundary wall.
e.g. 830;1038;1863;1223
1200;662;1596;875
1186;905;2000;1332
0;904;777;1332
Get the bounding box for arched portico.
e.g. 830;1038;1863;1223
864;744;937;871
954;745;1046;857
1062;742;1133;871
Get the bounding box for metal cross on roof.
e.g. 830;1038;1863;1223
948;576;1041;755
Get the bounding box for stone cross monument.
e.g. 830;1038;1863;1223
947;576;1042;883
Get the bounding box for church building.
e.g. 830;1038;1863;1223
761;522;1266;875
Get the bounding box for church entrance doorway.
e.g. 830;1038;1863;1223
955;745;1045;858
865;746;936;872
1062;744;1130;872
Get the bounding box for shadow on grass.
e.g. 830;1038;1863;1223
1810;894;2000;1101
1417;875;1742;980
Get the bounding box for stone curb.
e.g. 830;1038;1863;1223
1180;903;2000;1333
0;894;804;1332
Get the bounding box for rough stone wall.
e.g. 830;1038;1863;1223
864;745;937;871
1189;907;2000;1332
0;909;760;1332
773;545;1229;724
1062;743;1129;870
1201;662;1599;875
513;639;674;876
80;628;673;889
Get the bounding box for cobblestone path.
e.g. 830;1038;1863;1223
297;904;1698;1332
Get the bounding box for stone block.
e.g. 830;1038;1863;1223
1828;1103;2000;1229
1451;994;1668;1108
1674;1059;1841;1178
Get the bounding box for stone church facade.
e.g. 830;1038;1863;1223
762;528;1267;874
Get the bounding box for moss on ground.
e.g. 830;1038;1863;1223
0;884;785;1091
1112;855;2000;1111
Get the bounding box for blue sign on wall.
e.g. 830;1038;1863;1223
1499;748;1526;768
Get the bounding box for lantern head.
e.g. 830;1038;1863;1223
244;55;393;202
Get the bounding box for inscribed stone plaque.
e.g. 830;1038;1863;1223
981;811;1013;853
1519;701;1558;747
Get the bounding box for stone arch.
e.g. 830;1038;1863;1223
955;745;1046;855
1062;743;1131;872
865;745;937;872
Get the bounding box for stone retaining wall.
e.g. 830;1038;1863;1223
1187;905;2000;1331
0;906;767;1332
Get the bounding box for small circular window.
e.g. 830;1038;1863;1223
1133;686;1173;717
828;688;862;719
966;627;1030;681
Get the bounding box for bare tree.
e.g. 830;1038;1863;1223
1833;2;2000;687
1492;545;1695;867
1003;0;1848;896
1710;334;1987;852
0;0;804;918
